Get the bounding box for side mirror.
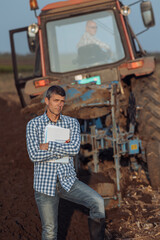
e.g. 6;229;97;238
140;1;155;28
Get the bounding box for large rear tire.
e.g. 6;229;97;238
146;140;160;189
132;73;160;189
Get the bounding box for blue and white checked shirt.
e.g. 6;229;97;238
26;112;81;196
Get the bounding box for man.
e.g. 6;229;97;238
26;85;106;240
77;20;110;51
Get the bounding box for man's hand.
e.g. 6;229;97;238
40;143;49;150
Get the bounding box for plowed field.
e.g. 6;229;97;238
0;57;160;240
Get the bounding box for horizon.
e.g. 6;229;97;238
0;0;160;54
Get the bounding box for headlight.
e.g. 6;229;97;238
28;23;39;37
120;6;131;16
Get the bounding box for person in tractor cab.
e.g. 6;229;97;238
26;85;106;240
77;20;110;51
77;20;111;65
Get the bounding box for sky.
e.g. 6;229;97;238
0;0;159;54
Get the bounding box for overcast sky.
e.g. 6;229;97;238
0;0;159;53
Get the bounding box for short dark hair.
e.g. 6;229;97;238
46;85;66;99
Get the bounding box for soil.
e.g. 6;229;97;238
0;81;160;239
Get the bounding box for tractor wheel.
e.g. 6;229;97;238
146;140;160;189
131;73;160;189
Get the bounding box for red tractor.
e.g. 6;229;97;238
10;0;160;202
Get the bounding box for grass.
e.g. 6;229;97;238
0;66;13;73
0;53;34;73
0;65;34;73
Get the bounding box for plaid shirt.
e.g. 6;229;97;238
26;112;81;196
77;32;109;51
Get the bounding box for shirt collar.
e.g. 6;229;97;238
85;32;92;37
43;111;63;123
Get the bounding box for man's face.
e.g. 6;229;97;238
45;93;65;116
87;22;97;36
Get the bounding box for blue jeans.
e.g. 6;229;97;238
35;179;105;240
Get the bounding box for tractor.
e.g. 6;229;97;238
9;0;160;205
